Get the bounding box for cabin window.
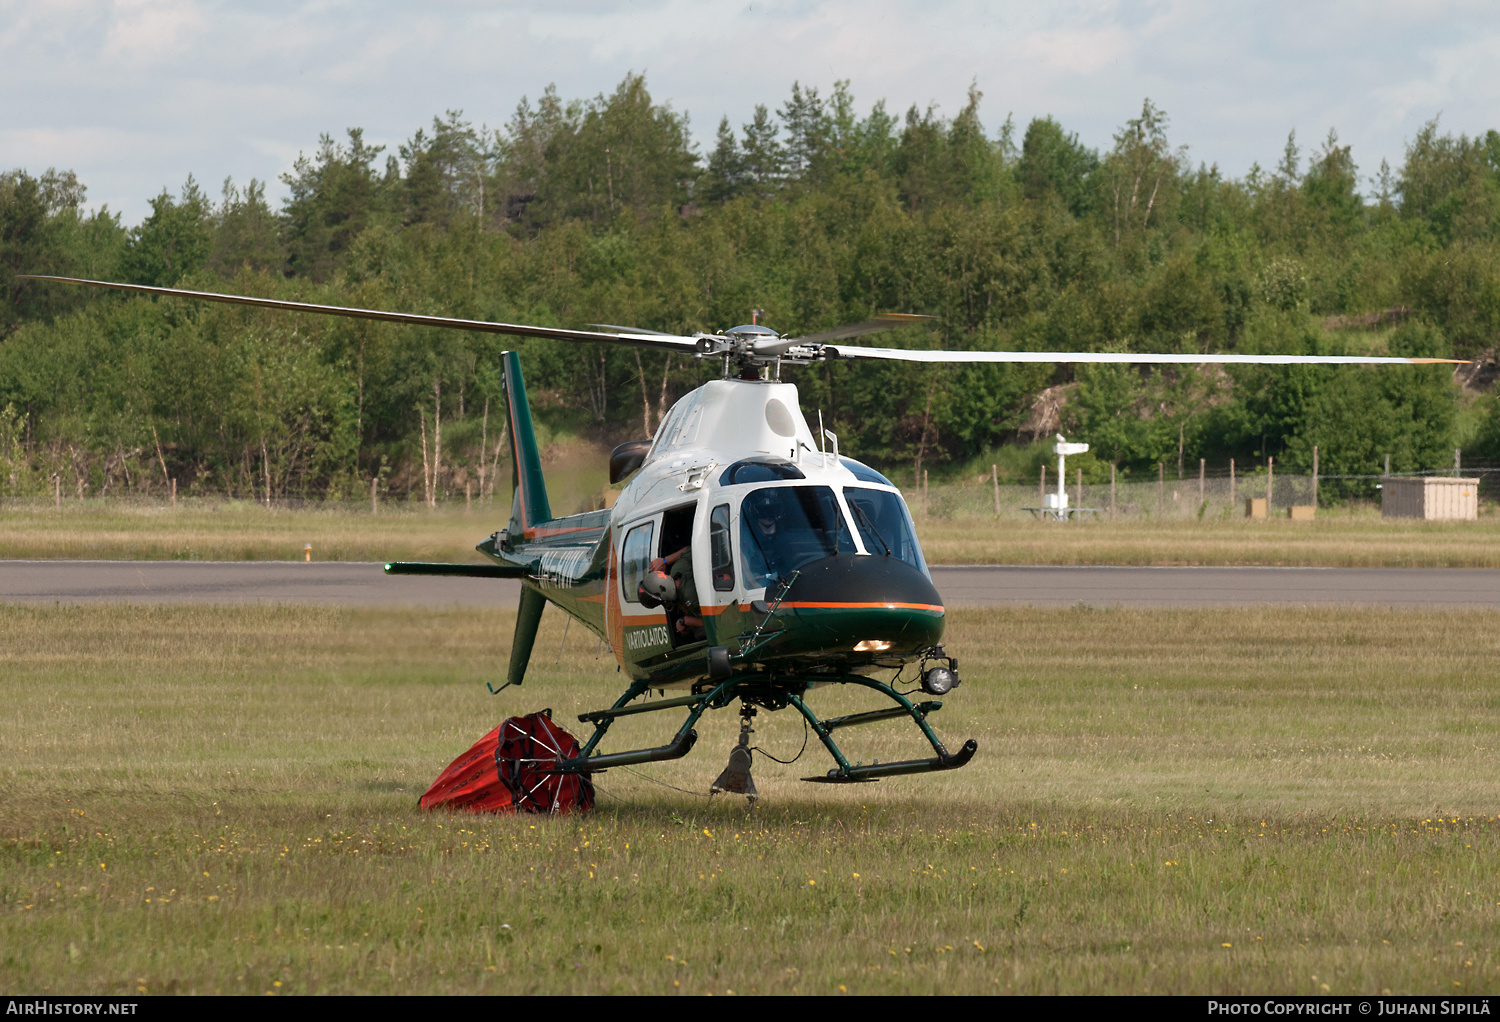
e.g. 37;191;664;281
738;486;855;590
844;487;927;573
620;521;655;603
709;504;734;591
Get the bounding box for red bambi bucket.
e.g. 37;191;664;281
420;709;594;815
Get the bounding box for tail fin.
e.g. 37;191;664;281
503;350;552;537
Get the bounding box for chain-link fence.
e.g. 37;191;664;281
907;467;1500;521
4;469;1498;522
907;474;1324;521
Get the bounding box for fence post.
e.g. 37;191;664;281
1110;463;1116;521
1268;456;1274;511
1230;458;1235;509
54;474;60;509
170;477;176;512
1312;445;1319;509
992;464;1000;516
1157;462;1164;517
922;469;929;516
1076;468;1082;516
371;477;378;515
1039;464;1045;509
1199;458;1205;506
1385;453;1391;476
1456;448;1462;473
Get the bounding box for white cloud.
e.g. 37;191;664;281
3;0;1499;222
102;0;209;68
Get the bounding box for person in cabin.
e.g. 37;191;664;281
650;546;704;638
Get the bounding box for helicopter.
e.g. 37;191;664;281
19;274;1466;797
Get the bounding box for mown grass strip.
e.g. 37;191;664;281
3;604;1499;994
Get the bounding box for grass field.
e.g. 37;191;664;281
4;603;1500;995
3;499;1500;567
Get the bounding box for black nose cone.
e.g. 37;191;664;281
778;554;944;610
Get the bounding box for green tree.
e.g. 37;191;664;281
1;168;124;335
400;112;488;229
520;73;697;225
779;82;830;187
281;129;395;280
1018;116;1098;216
1399;118;1500;244
700;116;745;204
1282;323;1458;497
741;105;783;196
121;178;212;287
1097;99;1181;253
209;178;284;276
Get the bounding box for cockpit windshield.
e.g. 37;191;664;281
739;486;855;589
843;487;927;574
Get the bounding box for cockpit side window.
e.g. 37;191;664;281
738;485;855;590
621;521;655;603
844;487;928;574
709;504;734;591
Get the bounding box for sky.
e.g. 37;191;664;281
4;0;1500;225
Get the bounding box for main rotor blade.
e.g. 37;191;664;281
587;323;684;337
17;276;704;354
791;313;934;346
820;344;1466;366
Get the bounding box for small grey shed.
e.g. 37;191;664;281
1380;476;1478;520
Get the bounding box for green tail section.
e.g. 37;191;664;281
503;350;551;537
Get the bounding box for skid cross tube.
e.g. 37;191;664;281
789;676;977;783
821;700;942;732
578;692;705;724
559;678;745;775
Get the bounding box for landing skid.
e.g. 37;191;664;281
551;673;978;786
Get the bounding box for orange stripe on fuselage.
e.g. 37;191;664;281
522;524;599;540
777;601;944;613
620;612;670;625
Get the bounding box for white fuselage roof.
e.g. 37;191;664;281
614;378;858;520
